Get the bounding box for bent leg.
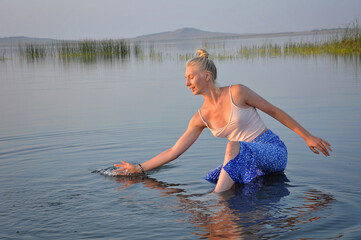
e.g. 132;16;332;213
214;141;240;193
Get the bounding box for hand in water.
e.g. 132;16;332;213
112;160;140;176
306;135;332;156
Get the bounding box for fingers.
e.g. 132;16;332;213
318;138;332;156
309;146;320;154
113;160;138;174
114;160;128;168
311;138;332;156
316;144;328;156
318;142;328;156
319;146;329;156
323;139;331;147
324;140;333;152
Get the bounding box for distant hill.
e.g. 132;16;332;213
136;27;241;41
0;36;61;45
0;28;345;44
135;27;345;41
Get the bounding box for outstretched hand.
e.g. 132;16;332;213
112;160;140;176
306;135;332;156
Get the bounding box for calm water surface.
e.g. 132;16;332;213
1;37;361;239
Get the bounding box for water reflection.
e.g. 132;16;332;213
99;172;335;239
8;24;361;65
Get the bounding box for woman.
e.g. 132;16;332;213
113;49;332;193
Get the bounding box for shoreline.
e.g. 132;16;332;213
0;28;347;45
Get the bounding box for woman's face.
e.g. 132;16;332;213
185;64;207;95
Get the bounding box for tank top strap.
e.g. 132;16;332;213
198;109;210;128
229;85;236;106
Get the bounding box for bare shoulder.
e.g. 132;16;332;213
188;111;207;129
231;84;274;110
230;84;250;107
230;84;252;94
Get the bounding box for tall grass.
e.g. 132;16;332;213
236;20;361;59
20;43;47;58
19;19;361;61
236;43;283;59
187;20;361;60
58;39;131;59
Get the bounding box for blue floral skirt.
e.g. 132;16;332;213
204;129;287;184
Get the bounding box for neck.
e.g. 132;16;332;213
202;83;221;105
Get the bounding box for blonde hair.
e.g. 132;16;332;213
186;48;217;82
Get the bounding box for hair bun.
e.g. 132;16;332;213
197;48;209;58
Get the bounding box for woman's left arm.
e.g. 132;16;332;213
237;84;332;156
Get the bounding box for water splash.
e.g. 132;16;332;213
92;166;144;177
92;167;115;176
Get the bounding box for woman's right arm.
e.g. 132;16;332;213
113;112;206;174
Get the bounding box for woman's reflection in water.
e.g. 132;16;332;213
107;172;335;239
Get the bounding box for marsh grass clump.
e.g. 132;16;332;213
59;41;76;57
237;43;283;59
178;53;193;61
120;40;131;58
284;19;361;57
147;45;164;62
201;21;360;61
20;44;47;58
80;40;97;56
56;39;132;60
329;20;361;55
0;51;5;61
133;41;142;58
231;21;360;60
283;41;324;57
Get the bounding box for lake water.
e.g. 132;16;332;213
1;36;361;239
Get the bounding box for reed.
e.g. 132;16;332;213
283;20;360;57
56;39;132;59
18;19;361;61
209;22;361;60
283;23;361;57
20;44;47;58
235;43;283;59
133;41;142;57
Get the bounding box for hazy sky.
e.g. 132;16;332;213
1;0;361;40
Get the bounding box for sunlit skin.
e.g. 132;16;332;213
185;65;208;96
113;62;332;192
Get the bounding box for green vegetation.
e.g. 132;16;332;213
182;21;361;61
20;43;47;58
18;20;361;61
236;20;361;59
18;39;132;61
283;27;361;57
57;40;131;59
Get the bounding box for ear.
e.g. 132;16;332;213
205;71;212;82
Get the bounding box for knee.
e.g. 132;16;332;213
225;141;240;158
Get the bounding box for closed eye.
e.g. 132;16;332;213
185;74;194;80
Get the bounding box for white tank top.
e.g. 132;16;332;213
198;86;267;142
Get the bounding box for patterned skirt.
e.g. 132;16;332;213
204;129;287;184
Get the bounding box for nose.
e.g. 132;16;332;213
185;78;190;86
